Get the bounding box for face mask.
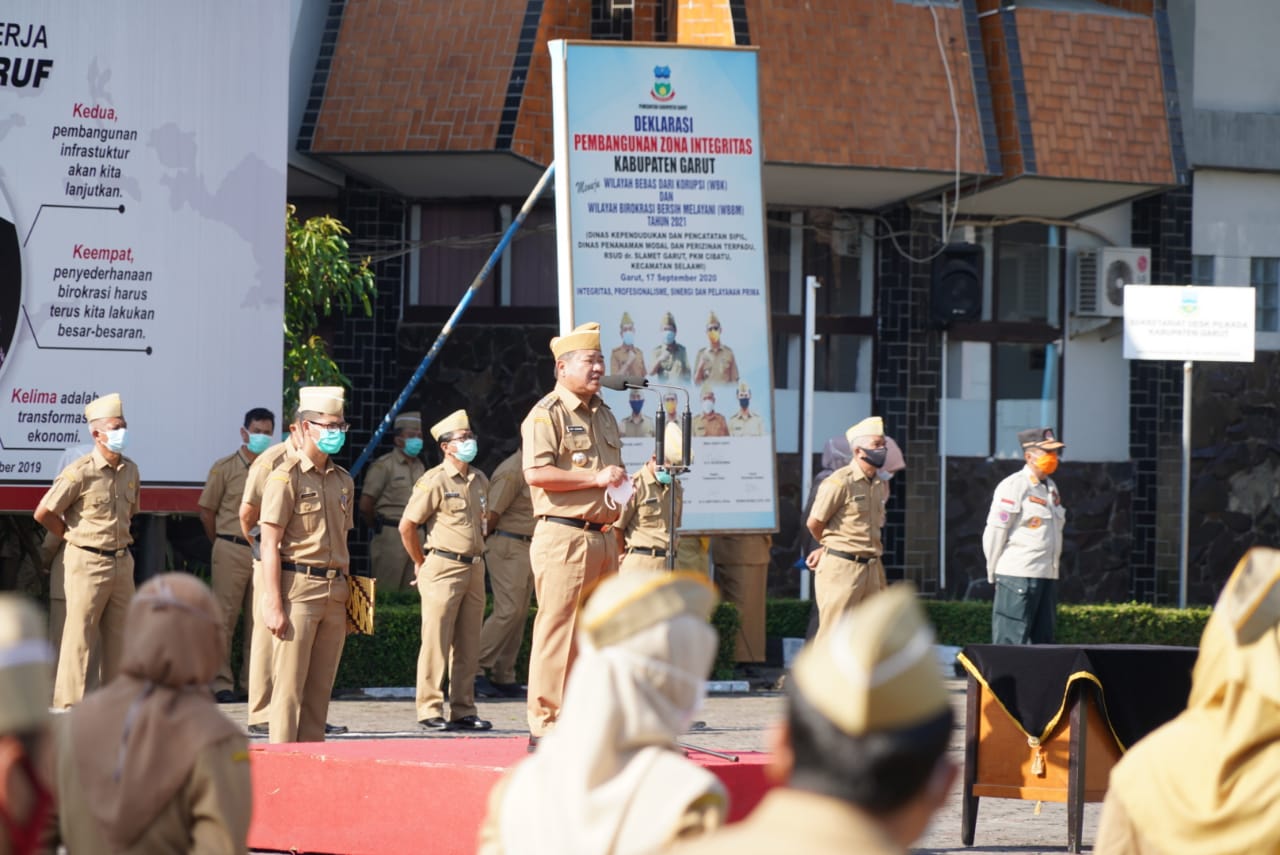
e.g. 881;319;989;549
453;438;478;463
622;331;635;346
403;437;424;457
246;433;272;454
877;469;894;481
859;446;888;469
314;426;345;455
663;329;676;345
1035;451;1059;476
630;399;644;416
0;753;53;855
656;469;673;486
701;400;713;415
104;428;128;452
708;330;721;345
604;476;635;511
664;400;676;415
738;397;750;410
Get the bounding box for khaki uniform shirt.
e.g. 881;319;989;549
982;466;1066;581
693;412;730;437
361;449;426;521
619;412;655;438
810;463;885;556
610;344;647;377
488;452;535;537
260;453;354;569
40;449;140;550
402;459;489;556
198;449;253;537
649;343;691;382
521;384;624;524
242;441;296;509
693;344;739;385
618;466;682;551
728;410;764;437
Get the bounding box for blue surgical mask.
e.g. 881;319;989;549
630;399;644;416
454;438;478;463
246;433;272;454
403;437;424;457
105;428;128;452
656;469;673;486
738;397;751;410
315;427;345;455
663;329;676;345
622;331;635;347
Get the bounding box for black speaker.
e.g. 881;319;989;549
930;243;983;327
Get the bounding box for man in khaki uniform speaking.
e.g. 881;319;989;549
805;416;888;646
476;448;536;699
399;409;492;732
34;393;140;708
710;533;772;663
259;386;354;743
617;446;682;574
668;585;956;855
199;406;275;703
521;321;626;748
359;411;426;592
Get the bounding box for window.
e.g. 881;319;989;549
1251;257;1278;332
996;223;1059;325
1191;254;1215;286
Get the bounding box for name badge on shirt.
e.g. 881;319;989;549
444;491;461;498
300;489;319;500
1027;496;1048;506
566;425;587;434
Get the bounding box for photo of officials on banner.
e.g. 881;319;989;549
550;41;776;533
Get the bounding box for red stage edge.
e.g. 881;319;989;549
0;484;201;513
248;738;772;855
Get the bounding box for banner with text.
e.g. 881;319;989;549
0;2;286;509
1123;285;1256;362
549;41;776;532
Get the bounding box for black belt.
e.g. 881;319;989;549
74;544;128;558
217;534;251;547
826;547;876;564
431;548;483;565
627;546;668;557
494;530;533;543
541;515;611;533
281;562;345;579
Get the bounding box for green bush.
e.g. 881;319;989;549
923;600;1210;648
765;598;811;640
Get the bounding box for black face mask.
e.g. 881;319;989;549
858;446;888;469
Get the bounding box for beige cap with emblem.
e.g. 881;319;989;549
394;411;422;430
792;584;949;735
298;386;345;416
620;311;634;327
551;322;602;359
0;595;54;733
581;571;718;649
737;381;751;397
84;393;123;422
845;416;884;446
430;409;470;442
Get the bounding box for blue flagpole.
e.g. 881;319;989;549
350;162;556;477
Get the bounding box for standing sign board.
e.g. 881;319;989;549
548;41;776;532
1123;285;1256;362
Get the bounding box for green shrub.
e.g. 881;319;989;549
921;600;1210;648
765;598;811;640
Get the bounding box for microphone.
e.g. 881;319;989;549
600;375;648;391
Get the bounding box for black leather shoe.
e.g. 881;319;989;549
214;690;236;704
493;681;527;699
246;723;269;736
418;717;449;731
527;735;540;753
474;675;502;698
449;715;493;732
324;722;348;735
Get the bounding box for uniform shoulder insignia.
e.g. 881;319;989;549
536;393;558;410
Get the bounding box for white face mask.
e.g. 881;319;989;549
604;476;635;511
701;400;713;415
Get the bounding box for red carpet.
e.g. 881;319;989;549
248;738;772;855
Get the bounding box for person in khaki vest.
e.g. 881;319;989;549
199;406;275;703
475;449;536;700
52;573;251;853
479;572;727;855
617;436;684;574
805;416;888;646
667;586;956;855
359;411;427;592
259;387;354;743
399;409;492;732
710;533;771;663
34;393;140;708
521;322;627;749
0;596;55;855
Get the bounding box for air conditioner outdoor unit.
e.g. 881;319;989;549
1074;246;1151;317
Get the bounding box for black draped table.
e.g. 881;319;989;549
956;644;1198;852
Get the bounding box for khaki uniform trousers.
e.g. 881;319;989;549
269;571;349;743
619;550;669;573
246;558;275;726
370;524;416;592
526;520;618;736
53;544;134;708
477;534;533;685
48;546;101;697
416;553;486;721
211;538;255;694
715;560;769;663
813;552;884;648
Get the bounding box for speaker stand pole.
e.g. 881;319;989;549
939;328;948;596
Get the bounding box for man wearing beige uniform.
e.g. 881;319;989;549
199;406;275;702
617;450;682;574
259;387;354;743
710;533;772;663
521;322;627;749
399;409;492;732
34;393;140;708
476;449;536;699
359;411;426;592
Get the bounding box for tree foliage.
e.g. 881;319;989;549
282;204;377;417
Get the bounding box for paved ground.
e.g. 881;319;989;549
234;676;1099;854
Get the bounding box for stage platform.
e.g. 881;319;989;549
248;737;772;855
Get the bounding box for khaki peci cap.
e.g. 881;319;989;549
737;381;751;397
430;409;470;442
551;322;602;359
84;393;123;422
707;311;720;327
660;311;677;330
792;585;949;735
581;571;718;648
845;416;884;446
394;411;422;430
1018;426;1065;452
700;383;715;400
298;386;345;416
0;595;54;734
620;311;634;327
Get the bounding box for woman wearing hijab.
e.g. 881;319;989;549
1096;547;1280;854
479;571;726;855
52;573;252;853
